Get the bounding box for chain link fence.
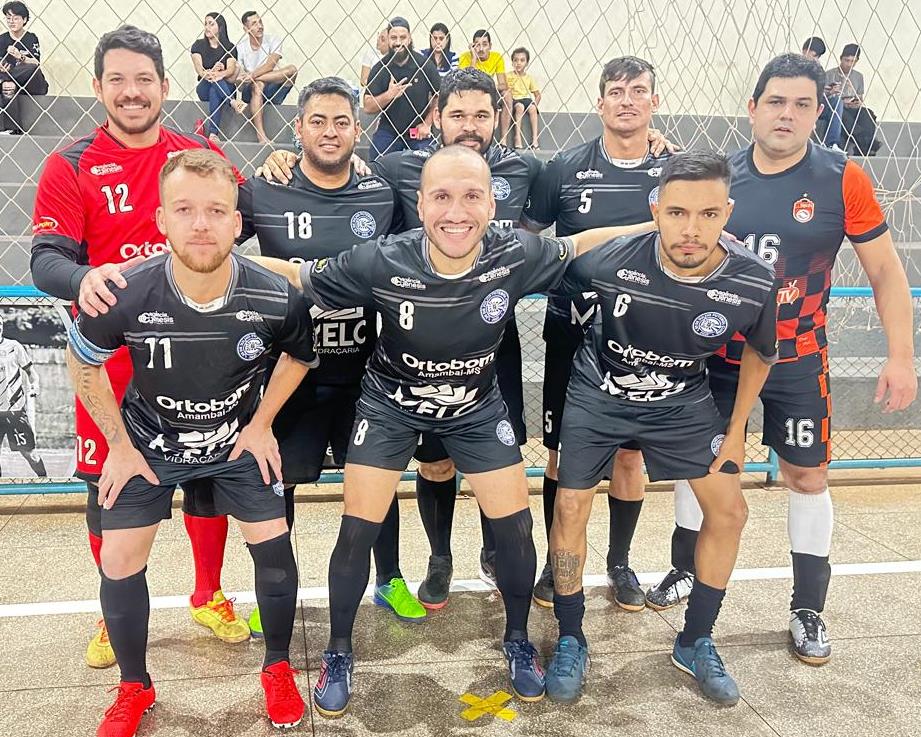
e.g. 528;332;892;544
0;1;918;484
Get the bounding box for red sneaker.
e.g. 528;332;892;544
261;661;304;729
97;680;156;737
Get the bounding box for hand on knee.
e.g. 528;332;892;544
420;459;455;482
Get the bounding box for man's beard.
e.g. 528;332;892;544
303;144;352;175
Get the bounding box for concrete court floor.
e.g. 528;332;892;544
1;470;919;737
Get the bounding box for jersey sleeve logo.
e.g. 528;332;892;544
32;216;59;234
350;211;377;238
491;176;511;200
480;289;510;324
792;196;815;223
692;311;729;338
236;332;265;361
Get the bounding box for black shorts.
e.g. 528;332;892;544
708;352;831;468
557;371;728;489
273;383;361;484
414;321;526;464
542;320;639;454
0;410;35;452
349;390;522;475
100;454;286;530
514;97;535;111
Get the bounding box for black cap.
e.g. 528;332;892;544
388;16;410;31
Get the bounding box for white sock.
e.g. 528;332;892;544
674;479;703;532
787;488;833;557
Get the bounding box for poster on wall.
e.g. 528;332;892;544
0;299;76;481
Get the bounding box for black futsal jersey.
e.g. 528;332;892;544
370;143;542;228
559;233;778;405
68;254;317;464
523;138;670;343
238;166;398;386
718;142;887;365
297;226;573;419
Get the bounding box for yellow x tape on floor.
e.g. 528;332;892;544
459;690;518;722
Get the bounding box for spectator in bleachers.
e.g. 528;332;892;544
458;29;512;144
235;10;298;144
0;2;48;135
507;46;541;150
827;43;880;155
360;28;389;87
421;22;457;78
363;16;440;159
190;12;238;142
801;36;843;149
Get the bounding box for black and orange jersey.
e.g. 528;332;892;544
718;142;887;364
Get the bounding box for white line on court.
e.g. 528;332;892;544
3;559;921;618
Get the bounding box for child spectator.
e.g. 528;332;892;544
508;47;541;149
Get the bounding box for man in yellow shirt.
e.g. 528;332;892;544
458;29;512;144
507;47;541;149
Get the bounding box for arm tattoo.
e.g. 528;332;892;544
552;549;584;595
66;349;124;445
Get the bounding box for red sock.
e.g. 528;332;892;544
88;532;103;568
184;513;228;607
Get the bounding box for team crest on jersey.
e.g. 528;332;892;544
32;216;59;234
137;312;174;325
236;332;265;361
491;176;511;200
692;311;728;338
648;186;660;206
793;196;814;223
710;434;725;456
777;279;801;305
496;419;517;446
89;162;123;176
350;211;377;238
480;289;510;324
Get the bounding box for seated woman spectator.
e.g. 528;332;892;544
360;28;389;87
422;22;457;77
0;2;48;135
508;46;541;149
190;12;238;141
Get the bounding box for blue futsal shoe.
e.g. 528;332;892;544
671;635;740;706
502;639;545;702
546;636;590;703
313;650;353;718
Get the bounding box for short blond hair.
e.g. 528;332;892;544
159;148;238;203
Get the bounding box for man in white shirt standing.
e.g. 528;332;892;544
236;10;298;143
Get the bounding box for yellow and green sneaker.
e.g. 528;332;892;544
373;577;426;623
248;606;263;639
189;589;251;643
86;619;116;669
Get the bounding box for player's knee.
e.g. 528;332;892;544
420;459;455;482
100;544;147;580
614;449;643;474
782;465;827;494
553;489;591;531
709;495;748;534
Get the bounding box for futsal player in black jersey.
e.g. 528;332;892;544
259;70;677;611
546;152;777;705
521;56;672;609
236;76;429;629
253;144;653;716
66;150;318;735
